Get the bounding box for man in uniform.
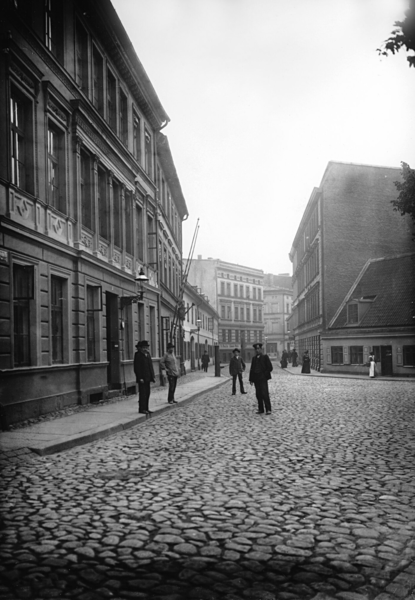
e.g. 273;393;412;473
249;342;273;415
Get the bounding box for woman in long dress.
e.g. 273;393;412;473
280;350;288;369
368;353;376;378
301;350;311;374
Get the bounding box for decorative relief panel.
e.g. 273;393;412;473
9;191;36;229
112;251;121;265
125;257;133;271
99;242;109;258
81;231;93;249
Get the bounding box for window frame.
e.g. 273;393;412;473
331;346;344;365
47;121;66;214
350;345;364;365
403;345;415;367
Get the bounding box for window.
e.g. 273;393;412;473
120;90;128;145
253;308;257;322
125;191;133;255
246;286;250;298
107;70;116;131
80;151;93;230
258;309;262;322
47;124;65;213
258;289;262;301
221;305;225;319
403;346;415;367
350;346;364;364
149;305;157;355
234;307;239;321
226;282;231;296
253;288;257;300
348;304;358;324
220;281;225;295
45;0;63;60
246;307;250;322
227;306;231;320
240;285;243;298
145;129;152;177
133;111;141;161
51;275;64;364
240;307;244;321
98;168;109;239
75;20;88;93
228;329;232;343
235;329;240;343
86;285;101;362
234;284;238;297
331;346;343;364
13;264;34;367
246;330;250;343
92;47;103;114
113;180;121;248
136;203;144;261
10;92;33;193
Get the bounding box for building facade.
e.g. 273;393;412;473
182;282;219;373
289;162;414;372
0;0;188;424
187;256;264;364
322;253;415;377
263;273;292;357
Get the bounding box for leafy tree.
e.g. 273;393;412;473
377;0;415;67
391;162;415;235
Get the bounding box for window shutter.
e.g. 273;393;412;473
363;346;369;364
397;346;403;366
343;346;350;364
327;348;332;365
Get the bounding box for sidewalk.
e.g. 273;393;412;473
279;362;414;382
0;371;230;457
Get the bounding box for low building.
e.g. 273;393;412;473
321;253;415;377
182;283;219;373
187;256;264;364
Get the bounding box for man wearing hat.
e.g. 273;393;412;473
249;342;273;415
160;342;179;404
134;340;155;414
229;348;247;396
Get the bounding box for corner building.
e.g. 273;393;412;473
289;162;413;372
0;0;188;424
187;256;264;364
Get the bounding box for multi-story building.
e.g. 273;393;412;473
187;256;264;364
0;0;188;424
289;161;414;371
263;273;292;357
182;282;219;373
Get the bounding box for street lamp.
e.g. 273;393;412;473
120;267;149;308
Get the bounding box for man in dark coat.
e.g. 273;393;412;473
249;342;273;415
291;348;298;367
201;351;210;372
134;340;155;414
229;348;247;395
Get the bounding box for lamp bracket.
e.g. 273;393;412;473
120;293;144;308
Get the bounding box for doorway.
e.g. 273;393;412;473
380;345;393;376
190;336;195;371
106;292;121;388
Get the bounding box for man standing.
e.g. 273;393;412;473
291;348;298;367
201;351;210;372
160;342;179;404
249;342;273;415
229;348;247;395
134;340;155;414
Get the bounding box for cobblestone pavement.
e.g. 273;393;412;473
1;370;415;600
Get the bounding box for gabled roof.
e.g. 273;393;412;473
329;253;415;329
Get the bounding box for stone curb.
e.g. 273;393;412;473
28;376;230;457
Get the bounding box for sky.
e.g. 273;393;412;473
112;0;415;275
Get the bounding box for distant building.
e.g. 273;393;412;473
182;282;219;373
263;273;293;356
322;253;415;377
187;256;264;363
289;162;414;372
0;0;188;425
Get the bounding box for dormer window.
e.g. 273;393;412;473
347;303;358;324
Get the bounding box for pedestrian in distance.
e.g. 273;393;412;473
201;351;210;373
368;352;377;378
291;348;298;367
249;343;273;415
160;342;179;404
134;340;155;415
301;350;311;374
280;349;288;369
229;348;247;395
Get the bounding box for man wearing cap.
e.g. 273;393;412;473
134;340;156;414
229;348;247;396
160;343;179;404
249;342;273;415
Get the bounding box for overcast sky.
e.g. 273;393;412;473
112;0;414;275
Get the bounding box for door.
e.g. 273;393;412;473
190;336;195;371
106;292;121;388
380;345;393;376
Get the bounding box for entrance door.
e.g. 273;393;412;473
380;345;393;376
106;292;121;388
190;336;195;371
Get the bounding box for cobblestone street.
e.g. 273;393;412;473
1;370;415;600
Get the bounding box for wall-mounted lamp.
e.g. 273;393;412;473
120;268;149;308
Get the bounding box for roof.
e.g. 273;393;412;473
329;253;415;329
